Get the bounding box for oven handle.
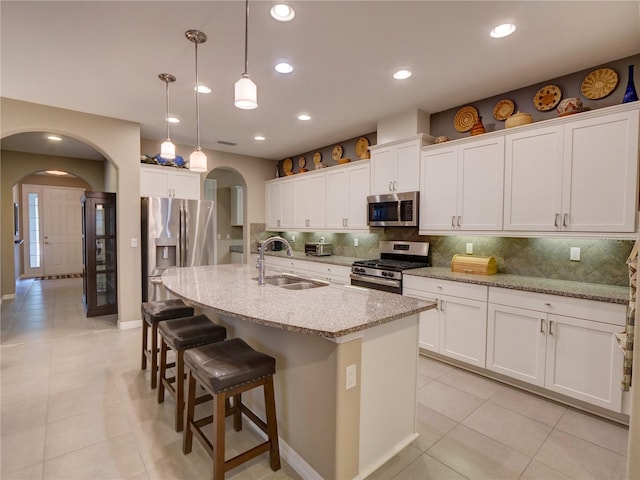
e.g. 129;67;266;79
349;273;401;288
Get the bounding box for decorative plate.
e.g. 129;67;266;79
581;68;618;100
355;137;370;159
282;157;293;175
493;99;515;121
453;105;479;132
313;151;322;165
533;85;562;111
332;145;343;162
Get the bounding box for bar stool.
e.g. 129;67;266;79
141;299;194;389
183;338;281;480
157;314;227;431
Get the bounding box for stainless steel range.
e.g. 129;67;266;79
350;241;430;294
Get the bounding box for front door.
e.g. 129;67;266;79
22;185;84;277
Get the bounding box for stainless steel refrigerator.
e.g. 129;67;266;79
141;197;216;302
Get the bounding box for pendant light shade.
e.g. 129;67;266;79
186;30;208;173
158;73;176;160
234;74;257;110
189;148;207;172
235;0;257;109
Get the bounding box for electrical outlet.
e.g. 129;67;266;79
291;235;295;243
320;236;325;244
570;247;581;261
130;238;138;248
354;238;359;247
346;364;357;390
466;242;473;254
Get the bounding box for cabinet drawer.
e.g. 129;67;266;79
489;287;625;326
403;275;487;301
298;261;351;284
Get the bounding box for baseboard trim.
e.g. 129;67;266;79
118;319;142;330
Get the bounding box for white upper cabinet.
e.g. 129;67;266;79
140;165;200;200
562;109;639;232
326;162;370;230
504;125;564;231
370;135;426;194
265;178;294;230
420;136;504;232
505;108;639;233
293;171;326;229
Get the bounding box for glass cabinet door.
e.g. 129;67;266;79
82;192;117;316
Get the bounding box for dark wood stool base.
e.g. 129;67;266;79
183;340;280;480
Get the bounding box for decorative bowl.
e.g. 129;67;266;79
557;97;583;117
434;135;450;144
505;111;533;128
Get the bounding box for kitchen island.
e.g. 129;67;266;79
162;264;435;480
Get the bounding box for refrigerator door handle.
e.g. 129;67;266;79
179;206;185;267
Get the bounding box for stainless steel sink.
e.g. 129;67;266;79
263;275;304;286
280;280;329;290
255;274;329;289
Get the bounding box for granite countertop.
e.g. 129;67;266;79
405;267;629;305
254;251;630;304
161;264;434;340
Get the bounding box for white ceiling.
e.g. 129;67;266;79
2;1;639;161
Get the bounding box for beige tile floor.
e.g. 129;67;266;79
1;277;630;480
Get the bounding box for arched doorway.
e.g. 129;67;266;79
206;167;247;264
1;132;109;285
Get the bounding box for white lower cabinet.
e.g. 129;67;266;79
487;287;625;412
263;256;351;284
403;276;488;368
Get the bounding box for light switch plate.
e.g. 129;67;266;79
466;243;473;254
346;364;357;390
354;238;359;247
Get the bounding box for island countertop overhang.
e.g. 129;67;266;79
161;264;435;339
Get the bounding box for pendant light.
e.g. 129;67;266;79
186;30;208;172
158;73;176;160
234;0;257;109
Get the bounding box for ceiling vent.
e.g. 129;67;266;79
217;140;238;146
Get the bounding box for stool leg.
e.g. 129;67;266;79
150;323;159;389
213;393;226;480
233;394;242;432
264;376;281;471
183;371;196;454
176;349;184;432
157;338;167;403
141;319;148;370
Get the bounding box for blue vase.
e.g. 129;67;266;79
622;64;638;103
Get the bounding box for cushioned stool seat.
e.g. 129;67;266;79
157;315;226;432
141;299;194;389
183;338;280;479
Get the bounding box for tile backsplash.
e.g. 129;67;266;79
251;224;634;287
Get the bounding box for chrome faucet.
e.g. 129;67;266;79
257;235;293;284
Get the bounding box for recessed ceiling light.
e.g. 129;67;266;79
275;62;294;74
254;135;266;141
47;135;62;141
270;4;295;22
166;117;180;124
393;69;412;80
195;85;211;94
490;23;516;38
298;114;311;121
45;170;68;176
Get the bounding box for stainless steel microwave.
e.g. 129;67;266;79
367;191;419;227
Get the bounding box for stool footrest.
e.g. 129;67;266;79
225;442;271;472
239;404;268;434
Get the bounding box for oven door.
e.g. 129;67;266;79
350;273;402;294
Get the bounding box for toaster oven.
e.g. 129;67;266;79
305;242;332;256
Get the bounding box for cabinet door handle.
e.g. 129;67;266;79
540;318;545;333
457;216;461;227
549;320;554;335
393;181;398;191
440;299;445;312
563;213;568;227
277;220;281;227
451;216;456;228
389;181;393;191
554;213;560;227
